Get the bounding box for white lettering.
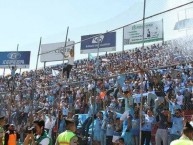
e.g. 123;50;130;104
3;60;24;65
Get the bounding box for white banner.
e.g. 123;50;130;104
124;20;163;45
40;41;75;62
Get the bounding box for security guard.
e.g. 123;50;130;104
170;122;193;145
55;119;78;145
0;115;6;145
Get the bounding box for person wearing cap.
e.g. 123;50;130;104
24;120;52;145
0;116;5;145
170;122;193;145
4;124;20;145
55;119;78;145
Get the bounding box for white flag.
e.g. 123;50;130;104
52;69;60;76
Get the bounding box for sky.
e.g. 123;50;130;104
0;0;193;75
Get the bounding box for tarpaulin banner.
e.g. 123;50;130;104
0;51;30;68
124;20;163;45
80;32;116;54
41;41;75;62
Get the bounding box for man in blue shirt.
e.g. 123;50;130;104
141;109;156;145
104;111;115;145
93;111;103;145
168;109;185;144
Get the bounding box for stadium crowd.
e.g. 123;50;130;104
1;37;193;145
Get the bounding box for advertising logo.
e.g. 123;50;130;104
92;35;104;44
7;52;21;60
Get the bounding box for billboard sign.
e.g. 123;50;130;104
80;32;116;54
124;20;163;45
0;51;30;68
40;41;75;62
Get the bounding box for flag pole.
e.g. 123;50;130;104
139;1;146;145
30;37;42;125
91;34;100;145
3;68;5;77
14;44;19;69
62;26;69;79
122;27;125;54
162;18;164;45
35;37;42;71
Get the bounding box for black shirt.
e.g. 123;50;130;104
149;81;165;97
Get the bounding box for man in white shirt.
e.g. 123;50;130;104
176;91;184;106
62;48;74;79
45;115;52;133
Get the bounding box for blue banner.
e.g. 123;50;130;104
0;51;31;68
81;32;116;54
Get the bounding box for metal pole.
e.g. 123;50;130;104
62;27;69;79
35;37;42;71
30;37;42;125
3;68;5;77
139;1;146;145
12;44;19;102
91;34;100;145
122;27;125;53
44;62;46;71
14;44;19;69
185;8;188;36
162;18;164;45
44;62;46;79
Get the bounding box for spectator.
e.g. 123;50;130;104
141;109;156;145
81;96;96;137
105;111;115;145
24;119;52;145
176;91;184;108
118;137;125;145
165;94;181;115
93;111;103;145
130;111;140;145
155;106;170;145
170;122;193;145
168;109;185;144
112;117;122;145
62;48;74;79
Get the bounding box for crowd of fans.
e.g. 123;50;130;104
1;36;193;145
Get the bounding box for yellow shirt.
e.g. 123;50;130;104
170;135;193;145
